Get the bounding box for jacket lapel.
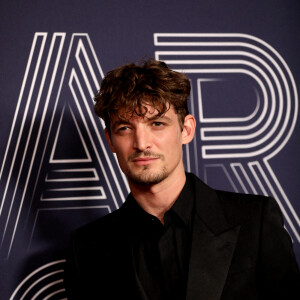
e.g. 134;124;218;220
186;175;240;300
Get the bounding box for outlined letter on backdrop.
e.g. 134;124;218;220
155;33;299;244
0;33;128;260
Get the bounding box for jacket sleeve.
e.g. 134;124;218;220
258;197;300;299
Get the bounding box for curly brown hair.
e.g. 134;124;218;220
94;59;191;132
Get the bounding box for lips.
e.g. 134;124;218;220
131;157;159;165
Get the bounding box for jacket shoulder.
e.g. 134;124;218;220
73;206;126;246
215;189;278;222
188;172;279;225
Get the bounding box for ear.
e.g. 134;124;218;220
181;114;196;145
105;128;116;153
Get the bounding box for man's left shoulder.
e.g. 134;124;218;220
216;188;271;206
188;172;279;223
217;189;286;228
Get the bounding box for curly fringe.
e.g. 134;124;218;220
94;59;190;131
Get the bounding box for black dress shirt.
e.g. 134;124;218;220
128;179;195;299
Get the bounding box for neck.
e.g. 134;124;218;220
129;168;186;223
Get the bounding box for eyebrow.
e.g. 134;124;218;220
146;113;174;122
111;114;172;130
111;119;131;131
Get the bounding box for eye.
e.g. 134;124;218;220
118;126;130;131
152;122;164;127
114;125;131;134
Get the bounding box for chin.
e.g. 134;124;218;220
128;168;168;186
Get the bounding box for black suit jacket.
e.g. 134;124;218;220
65;173;300;299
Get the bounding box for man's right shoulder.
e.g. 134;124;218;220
72;206;128;245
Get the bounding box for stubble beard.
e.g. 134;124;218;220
125;151;168;186
127;165;168;186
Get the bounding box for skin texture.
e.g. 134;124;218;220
105;104;196;223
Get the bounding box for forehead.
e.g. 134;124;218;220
110;103;176;124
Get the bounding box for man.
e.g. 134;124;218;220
65;59;300;299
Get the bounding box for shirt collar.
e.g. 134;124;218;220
127;174;194;229
167;175;194;228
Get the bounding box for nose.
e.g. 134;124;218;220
133;127;151;151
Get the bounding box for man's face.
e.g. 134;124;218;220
105;104;192;186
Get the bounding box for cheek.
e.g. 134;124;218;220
114;148;127;161
169;130;183;147
111;137;131;156
114;151;129;173
113;142;132;167
163;133;183;157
